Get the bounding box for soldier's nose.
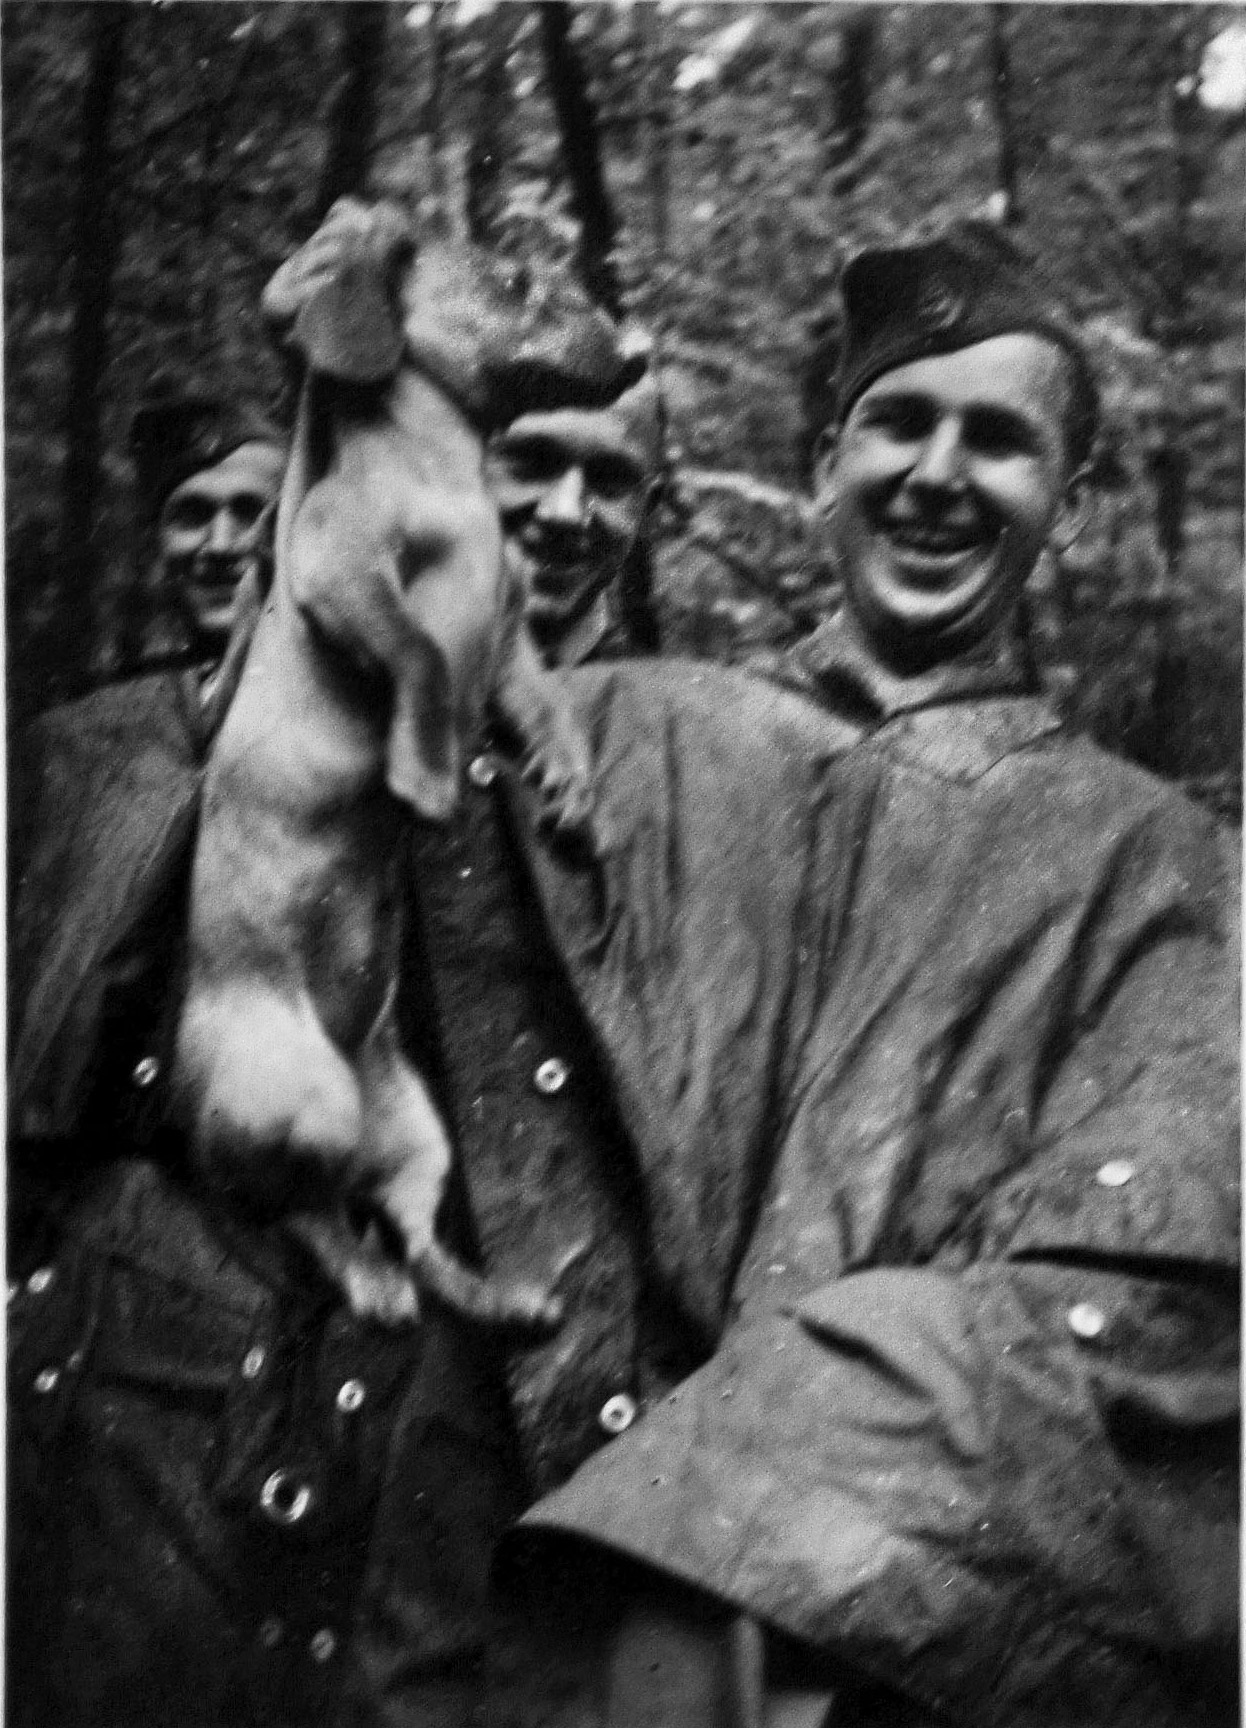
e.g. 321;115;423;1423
205;506;242;552
537;466;589;526
908;417;967;492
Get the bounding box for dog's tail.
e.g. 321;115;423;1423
415;1239;564;1337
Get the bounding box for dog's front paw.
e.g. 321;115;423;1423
521;742;594;836
493;623;596;839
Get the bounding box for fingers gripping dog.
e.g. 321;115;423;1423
174;200;641;1326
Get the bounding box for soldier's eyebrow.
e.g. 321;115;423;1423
853;390;933;431
494;434;566;473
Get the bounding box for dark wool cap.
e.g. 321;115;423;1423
834;220;1099;457
129;391;284;526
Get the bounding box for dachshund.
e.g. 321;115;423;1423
173;199;643;1326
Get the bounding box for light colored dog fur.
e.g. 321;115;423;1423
173;200;623;1326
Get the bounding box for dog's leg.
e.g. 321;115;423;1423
361;1010;564;1335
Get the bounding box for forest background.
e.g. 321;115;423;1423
4;0;1243;818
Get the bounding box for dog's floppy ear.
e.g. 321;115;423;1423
263;199;415;386
386;643;461;824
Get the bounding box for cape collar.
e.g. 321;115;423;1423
546;588;615;670
786;612;1062;782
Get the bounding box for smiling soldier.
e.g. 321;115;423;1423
784;221;1098;703
488;378;662;665
535;222;1237;1724
9;390;284;1157
132;391;287;676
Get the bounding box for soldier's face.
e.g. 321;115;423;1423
160;440;285;658
818;333;1082;665
487;406;651;657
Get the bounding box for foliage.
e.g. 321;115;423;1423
3;1;1242;815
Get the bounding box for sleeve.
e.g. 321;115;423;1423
510;794;1239;1728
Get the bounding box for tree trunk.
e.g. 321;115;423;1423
538;0;623;318
316;2;387;218
423;0;450;218
987;4;1022;223
53;1;131;694
466;6;513;246
828;12;874;167
634;2;671;271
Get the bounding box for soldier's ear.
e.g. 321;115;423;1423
1049;463;1093;554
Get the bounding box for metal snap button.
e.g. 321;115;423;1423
241;1346;266;1380
33;1367;60;1395
1095;1160;1135;1188
26;1266;55;1296
598;1393;638;1436
132;1055;160;1089
309;1628;337;1664
468;754;498;790
1068;1302;1106;1341
258;1616;284;1650
259;1469;314;1526
336;1378;366;1414
534;1057;570;1096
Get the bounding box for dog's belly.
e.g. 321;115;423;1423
194;751;408;1021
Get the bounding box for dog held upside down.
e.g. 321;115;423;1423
174;200;644;1326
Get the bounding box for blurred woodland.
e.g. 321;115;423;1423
4;1;1243;817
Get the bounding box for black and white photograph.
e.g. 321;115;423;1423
5;3;1242;1724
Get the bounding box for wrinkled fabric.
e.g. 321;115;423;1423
8;654;1238;1727
513;655;1239;1727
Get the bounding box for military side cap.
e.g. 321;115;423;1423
470;262;650;430
834;220;1098;451
129;390;284;525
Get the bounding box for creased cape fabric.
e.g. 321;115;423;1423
504;661;1239;1727
7;656;1239;1727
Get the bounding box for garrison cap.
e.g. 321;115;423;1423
129;390;284;527
834;220;1099;457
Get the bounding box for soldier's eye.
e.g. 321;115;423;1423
227;493;269;530
965;409;1040;459
586;457;643;500
498;439;564;483
858;396;931;441
163;496;214;532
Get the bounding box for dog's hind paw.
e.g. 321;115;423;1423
343;1259;420;1326
290;1211;421;1326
